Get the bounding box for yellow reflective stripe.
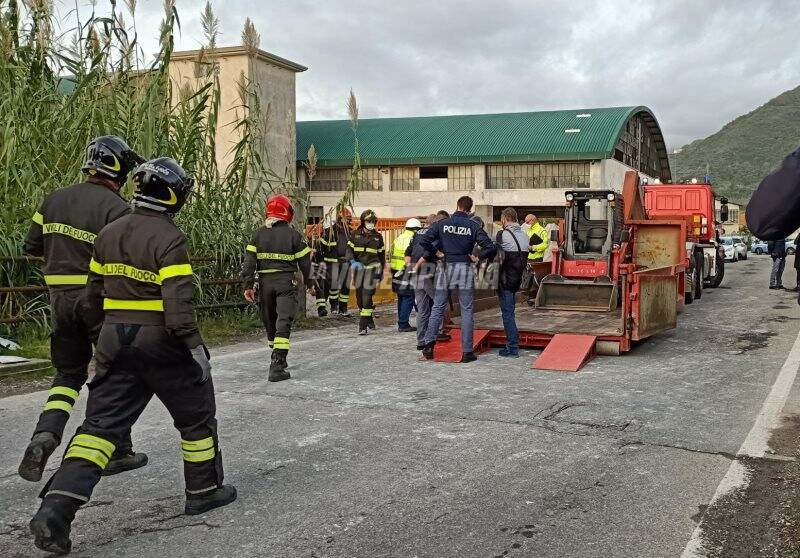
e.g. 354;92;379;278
360;308;374;317
273;336;290;350
89;258;105;275
65;447;110;468
74;433;116;457
103;298;164;312
42;222;97;244
257;252;295;261
44;400;73;413
257;269;282;274
50;386;80;399
323;257;337;263
44;274;88;285
319;238;335;246
347;241;355;248
181;437;214;452
32;211;44;225
159;263;193;281
365;263;382;269
294;246;311;259
338;294;349;302
246;244;257;253
182;448;215;462
101;263;160;284
364;247;379;254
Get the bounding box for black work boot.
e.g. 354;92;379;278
421;341;435;360
185;485;238;516
436;333;452;342
367;317;376;330
102;451;149;477
460;352;478;363
358;316;368;335
339;301;351;316
268;350;290;382
30;494;81;555
19;432;59;482
317;305;328;317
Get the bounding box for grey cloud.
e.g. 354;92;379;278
77;0;800;148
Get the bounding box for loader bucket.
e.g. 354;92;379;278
534;274;618;312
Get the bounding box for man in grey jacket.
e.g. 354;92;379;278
495;208;529;357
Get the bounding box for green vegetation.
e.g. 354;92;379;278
670;85;800;204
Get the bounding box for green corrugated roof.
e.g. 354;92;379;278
297;106;666;169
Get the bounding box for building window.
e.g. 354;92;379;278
391;166;420;191
614;113;665;179
447;165;474;191
486;162;590;189
308;167;381;192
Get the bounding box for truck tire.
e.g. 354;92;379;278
694;251;703;300
685;267;695;304
710;255;725;288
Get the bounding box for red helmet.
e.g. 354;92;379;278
266;194;294;222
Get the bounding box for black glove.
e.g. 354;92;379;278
189;344;212;384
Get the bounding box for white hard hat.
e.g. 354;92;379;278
405;218;422;229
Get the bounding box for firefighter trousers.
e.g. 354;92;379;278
325;261;351;308
258;272;297;352
42;324;223;502
355;267;382;320
33;289;132;454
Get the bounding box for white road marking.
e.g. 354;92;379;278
681;327;800;557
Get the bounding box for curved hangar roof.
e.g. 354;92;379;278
297;106;670;180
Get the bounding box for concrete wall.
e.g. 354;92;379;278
305;159;654;221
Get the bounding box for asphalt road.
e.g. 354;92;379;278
1;257;798;557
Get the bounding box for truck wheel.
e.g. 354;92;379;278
694;251;704;300
710;255;725;288
685;270;695;305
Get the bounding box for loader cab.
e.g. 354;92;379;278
564;191;620;260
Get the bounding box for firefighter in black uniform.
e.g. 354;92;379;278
311;223;330;317
347;209;385;335
318;207;353;316
242;194;312;382
29;158;236;555
19;136;148;483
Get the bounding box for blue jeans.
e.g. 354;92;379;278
424;263;475;353
397;293;414;329
498;289;519;351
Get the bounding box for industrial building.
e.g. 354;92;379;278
296;107;673;224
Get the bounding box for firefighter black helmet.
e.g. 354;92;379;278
132;158;194;215
360;209;378;225
82;136;144;183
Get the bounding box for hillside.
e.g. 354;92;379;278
669;85;800;203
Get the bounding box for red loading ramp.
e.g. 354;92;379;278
533;334;596;372
433;329;491;362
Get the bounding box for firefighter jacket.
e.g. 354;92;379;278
318;222;351;263
390;230;415;271
527;222;548;261
83;207;203;348
747;146;800;240
24;181;130;290
347;227;385;270
420;211;496;264
241;221;312;283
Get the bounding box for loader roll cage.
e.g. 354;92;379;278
563;191;622;261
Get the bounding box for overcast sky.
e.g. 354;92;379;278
64;0;800;149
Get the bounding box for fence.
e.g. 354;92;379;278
1;224;409;328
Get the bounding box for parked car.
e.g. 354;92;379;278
731;236;748;260
752;239;768;255
721;237;737;262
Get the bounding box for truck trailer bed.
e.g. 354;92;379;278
454;305;625;337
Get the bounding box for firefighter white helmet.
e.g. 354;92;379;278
405;218;422;230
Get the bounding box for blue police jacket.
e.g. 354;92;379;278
420;211;497;263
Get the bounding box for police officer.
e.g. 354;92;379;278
29;158;236;555
242;195;312;381
19;136;147;483
391;218;421;332
348;209;385;335
318;207;353;316
526;214;548;262
418;196;496;362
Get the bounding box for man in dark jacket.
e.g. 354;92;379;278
767;239;787;289
494;208;528;358
19;136;147;483
417;196;496;362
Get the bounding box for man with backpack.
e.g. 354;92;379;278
494;208;529;358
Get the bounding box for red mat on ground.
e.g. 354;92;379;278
533;334;596;372
433;328;491;362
